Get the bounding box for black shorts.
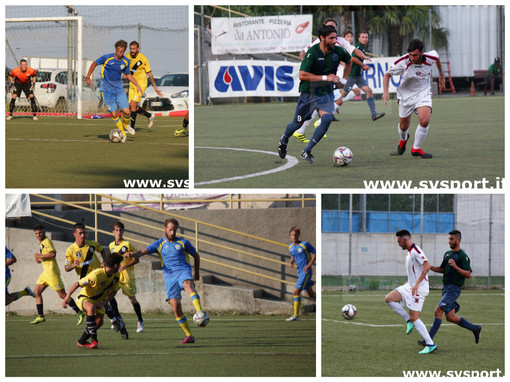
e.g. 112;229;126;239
13;81;33;98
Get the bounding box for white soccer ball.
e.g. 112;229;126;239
333;146;353;167
341;304;357;320
193;310;210;327
109;129;123;143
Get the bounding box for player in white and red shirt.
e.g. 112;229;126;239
385;229;437;354
383;39;446;158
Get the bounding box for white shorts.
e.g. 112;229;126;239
398;93;432;118
396;283;428;312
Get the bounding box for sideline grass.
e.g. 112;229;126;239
6;117;188;188
195;96;504;188
322;290;504;377
6;313;315;377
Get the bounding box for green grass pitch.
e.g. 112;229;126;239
5;116;188;188
195;96;504;188
322;290;504;377
5;313;315;377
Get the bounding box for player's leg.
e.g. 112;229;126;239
76;300;97;348
301;94;334;163
169;298;195;343
31;283;48;324
361;84;385;121
278;93;313;158
396;109;412;155
410;309;436;353
385;287;415;334
5;287;34;305
121;104;134;136
443;286;481;343
183;279;202;312
129;295;144;332
28;93;38;120
410;106;432;158
56;288;83;323
7;85;21;120
175;111;189;136
293;109;317;143
128;86;140;131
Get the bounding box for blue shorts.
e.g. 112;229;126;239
295;272;314;291
293;91;334;123
438;283;462;314
164;268;193;301
344;77;369;93
101;90;129;112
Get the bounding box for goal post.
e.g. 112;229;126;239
6;16;85;119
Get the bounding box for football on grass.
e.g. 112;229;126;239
342;304;357;320
334;147;353;167
193;310;210;327
109;129;123;143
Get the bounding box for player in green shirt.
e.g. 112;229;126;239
487;57;502;95
278;24;352;164
418;230;482;347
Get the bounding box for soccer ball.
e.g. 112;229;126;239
109;129;123;143
193;311;210;327
341;304;357;320
333;147;353;167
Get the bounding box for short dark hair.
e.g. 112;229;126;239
165;218;179;228
20;59;27;64
396;229;411;238
343;29;353;37
115;40;128;49
73;222;85;232
105;252;124;268
289;226;300;235
33;224;44;231
323;18;337;27
130;41;139;48
407;39;424;53
359;30;368;36
112;221;125;231
449;230;462;240
318;25;337;40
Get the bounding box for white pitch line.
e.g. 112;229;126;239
7;138;187;146
322;318;504;327
195;146;299;186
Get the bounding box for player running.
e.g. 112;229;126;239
382;39;445;158
418;230;482;346
6;246;35;306
125;41;163;134
108;221;145;332
278;24;352;164
385;230;437;354
127;218;203;344
7;59;38;121
85;40;142;142
286;227;316;321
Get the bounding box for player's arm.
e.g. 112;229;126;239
147;72;163;97
448;259;471;279
127;248;150;260
300;71;340;84
118;255;139;273
435;56;446;91
30;69;37;91
352;48;370;62
126;73;143;94
96;288;118;309
85;61;98;86
429;265;444;273
62;281;80;308
6;255;17;267
303;252;316;273
382;72;392;105
289;255;295;267
411;260;431;295
351;55;368;70
34;250;56;263
190;251;200;281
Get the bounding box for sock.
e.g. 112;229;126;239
78;330;91;344
86;315;97;341
281;120;302;145
429;317;442;339
305;113;333;151
121;112;130;128
413;125;429;149
398;124;409;141
112;116;126;135
136;107;152;118
110;298;120;317
30;97;37;115
130;111;138;129
10;98;16;114
293;296;301;317
176;315;191;336
133;302;143;322
387;301;410;322
16;289;29;299
413;318;434;346
36;303;44;317
458;317;478;332
190;292;202;312
295;111;317;135
367;97;377;116
333;103;340;112
104;303;115;320
183;117;189;128
68;299;80;313
343;90;356;102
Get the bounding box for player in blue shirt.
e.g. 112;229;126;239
286;227;316;321
128;218;203;344
85;40;142;142
6;246;35;305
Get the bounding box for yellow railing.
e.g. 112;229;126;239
30;194;298;287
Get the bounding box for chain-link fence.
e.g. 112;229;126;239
6;5;188;115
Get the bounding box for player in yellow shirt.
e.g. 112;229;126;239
30;225;84;325
109;221;145;332
65;222;128;339
125;41;163;135
62;252;124;349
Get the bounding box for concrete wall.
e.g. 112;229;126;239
6;206;316;315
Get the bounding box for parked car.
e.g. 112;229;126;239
140;73;188;112
6;68;96;112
